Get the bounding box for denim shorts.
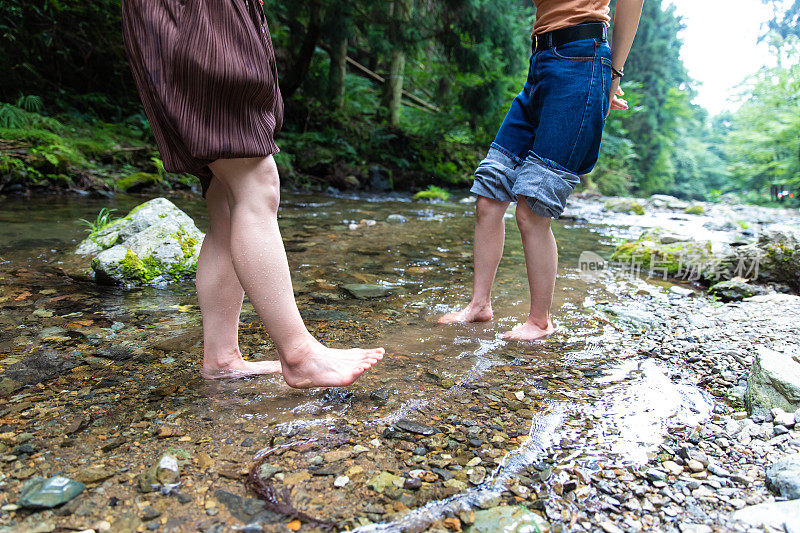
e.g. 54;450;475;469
471;35;612;218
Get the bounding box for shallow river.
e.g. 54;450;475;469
0;192;713;531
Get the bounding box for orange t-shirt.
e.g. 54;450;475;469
533;0;611;35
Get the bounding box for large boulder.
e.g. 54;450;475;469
611;229;712;278
766;454;800;500
76;198;204;286
745;347;800;416
732;500;800;530
715;224;800;291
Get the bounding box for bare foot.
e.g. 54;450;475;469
201;359;282;380
280;339;385;389
438;303;493;324
501;319;556;341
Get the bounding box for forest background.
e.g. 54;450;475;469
0;0;798;205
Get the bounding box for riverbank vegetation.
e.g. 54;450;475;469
0;0;798;206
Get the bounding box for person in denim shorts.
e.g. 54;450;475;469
440;0;644;339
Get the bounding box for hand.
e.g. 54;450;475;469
608;78;628;117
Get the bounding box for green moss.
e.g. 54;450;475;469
684;205;705;215
116;230;200;284
120;249;156;283
611;236;712;276
167;229;199;278
414;185;451;201
116;172;159;192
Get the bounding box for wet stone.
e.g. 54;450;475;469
5;351;78;385
341;283;393;299
94;345;136;361
394;419;438;436
213;489;279;524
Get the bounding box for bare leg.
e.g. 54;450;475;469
196;179;281;378
208;156;384;388
439;196;510;324
502;197;556;340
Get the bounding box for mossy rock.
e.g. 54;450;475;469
78;198;204;286
684;204;705;215
611;233;713;277
603;198;645;215
116;172;160;192
708;279;767;302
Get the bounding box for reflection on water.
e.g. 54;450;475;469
0;192;616;424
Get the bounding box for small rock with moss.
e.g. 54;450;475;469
116;172;160;193
708;279;767;302
414;186;450;201
684;204;705;215
76;198;204;286
603;198;645;215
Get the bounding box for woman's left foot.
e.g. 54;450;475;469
501;319;556;341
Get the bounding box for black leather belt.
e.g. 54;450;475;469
533;22;607;54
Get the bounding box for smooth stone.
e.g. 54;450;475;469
772;409;796;427
18;476;85;509
367;472;403;493
394;419;438;436
687;460;705;473
386;214;408;224
341;283;393;299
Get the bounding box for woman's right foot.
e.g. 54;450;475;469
201;358;282;380
437;302;493;324
280;339;385;389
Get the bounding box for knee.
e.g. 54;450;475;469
476;196;507;223
515;200;550;232
232;165;281;215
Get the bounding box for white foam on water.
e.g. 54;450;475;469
586;359;713;465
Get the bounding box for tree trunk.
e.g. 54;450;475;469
381;49;406;127
281;0;324;99
328;35;348;109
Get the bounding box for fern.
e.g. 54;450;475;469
16;95;43;113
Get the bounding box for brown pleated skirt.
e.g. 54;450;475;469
121;0;284;196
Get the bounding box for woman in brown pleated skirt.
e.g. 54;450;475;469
121;0;383;387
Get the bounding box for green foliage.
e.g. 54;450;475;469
414;185;451;201
0;1;137;117
726;51;800;206
78;208;119;234
0;0;791;205
0;98;169;191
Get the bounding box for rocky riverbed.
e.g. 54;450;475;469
0;192;798;533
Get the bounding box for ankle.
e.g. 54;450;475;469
526;315;552;330
203;347;243;369
468;300;492;311
277;334;318;368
